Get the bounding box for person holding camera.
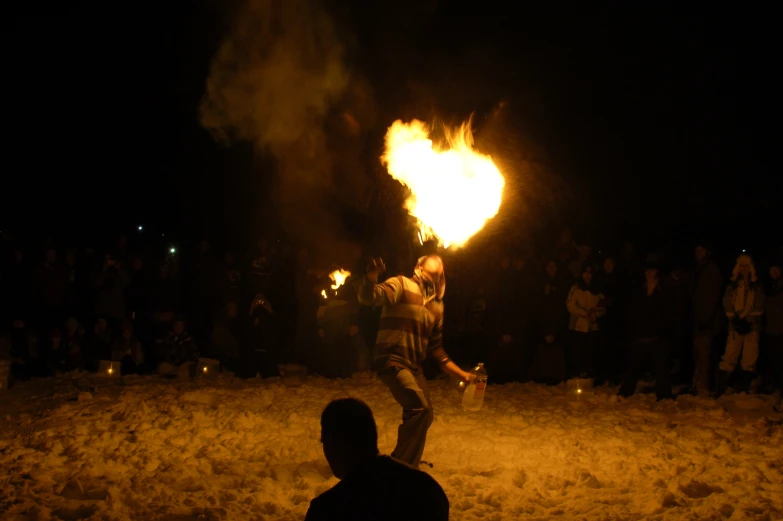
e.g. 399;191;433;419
716;253;765;396
358;255;472;469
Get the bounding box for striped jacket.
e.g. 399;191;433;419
358;275;451;372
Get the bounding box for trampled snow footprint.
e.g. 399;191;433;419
512;469;527;489
679;479;724;499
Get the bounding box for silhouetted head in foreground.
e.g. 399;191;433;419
320;398;379;479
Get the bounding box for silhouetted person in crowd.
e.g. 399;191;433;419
304;398;449;521
63;247;82;315
566;264;605;379
716;254;764;396
90;253;129;328
156;315;198;377
764;258;783;392
111;320;144;374
618;261;674;401
1;247;31;323
293;248;321;367
31;247;70;330
45;328;66;375
552;227;576;266
86;317;114;369
11;329;46;380
568;243;593;281
538;259;569;339
209;300;242;372
217;252;242;309
358;255;471;469
529;332;566;385
246;292;277;377
620;241;644;287
151;263;182;339
489;249;533;382
126;255;152;343
62;316;85;367
245;237;275;303
595;255;627;385
189;239;217;343
664;264;691;384
690;240;723;396
316;270;362;378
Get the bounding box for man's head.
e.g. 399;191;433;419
695;240;713;264
581;264;594;285
94;318;108;334
173;318;185;335
545;260;558;278
420;255;443;282
319;398;379;479
770;259;782;282
603;257;615;275
415;255;446;299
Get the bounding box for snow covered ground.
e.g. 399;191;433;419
1;373;782;521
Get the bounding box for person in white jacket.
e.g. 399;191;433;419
716;253;765;396
566;264;606;379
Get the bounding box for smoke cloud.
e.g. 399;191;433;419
200;0;367;259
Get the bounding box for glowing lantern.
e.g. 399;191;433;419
99;360;120;377
198;358;220;378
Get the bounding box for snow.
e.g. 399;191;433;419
1;374;782;521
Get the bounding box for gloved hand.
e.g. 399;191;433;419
732;317;752;335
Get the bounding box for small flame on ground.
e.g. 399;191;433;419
321;290;327;299
108;368;113;375
381;119;505;248
203;366;208;373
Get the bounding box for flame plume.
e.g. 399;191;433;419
381;119;505;248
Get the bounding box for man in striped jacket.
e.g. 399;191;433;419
358;255;472;469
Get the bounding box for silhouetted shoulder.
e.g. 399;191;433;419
304;456;449;521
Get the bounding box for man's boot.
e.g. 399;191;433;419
715;370;732;398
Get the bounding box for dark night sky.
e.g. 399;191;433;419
2;1;776;252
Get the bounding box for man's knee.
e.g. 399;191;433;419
423;403;434;427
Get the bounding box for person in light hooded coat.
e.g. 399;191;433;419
716;253;765;396
565;264;606;379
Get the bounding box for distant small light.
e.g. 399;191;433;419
742;249;746;253
138;225;143;231
202;366;208;373
576;388;583;394
170;247;176;254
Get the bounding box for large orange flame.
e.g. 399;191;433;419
381;119;505;248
